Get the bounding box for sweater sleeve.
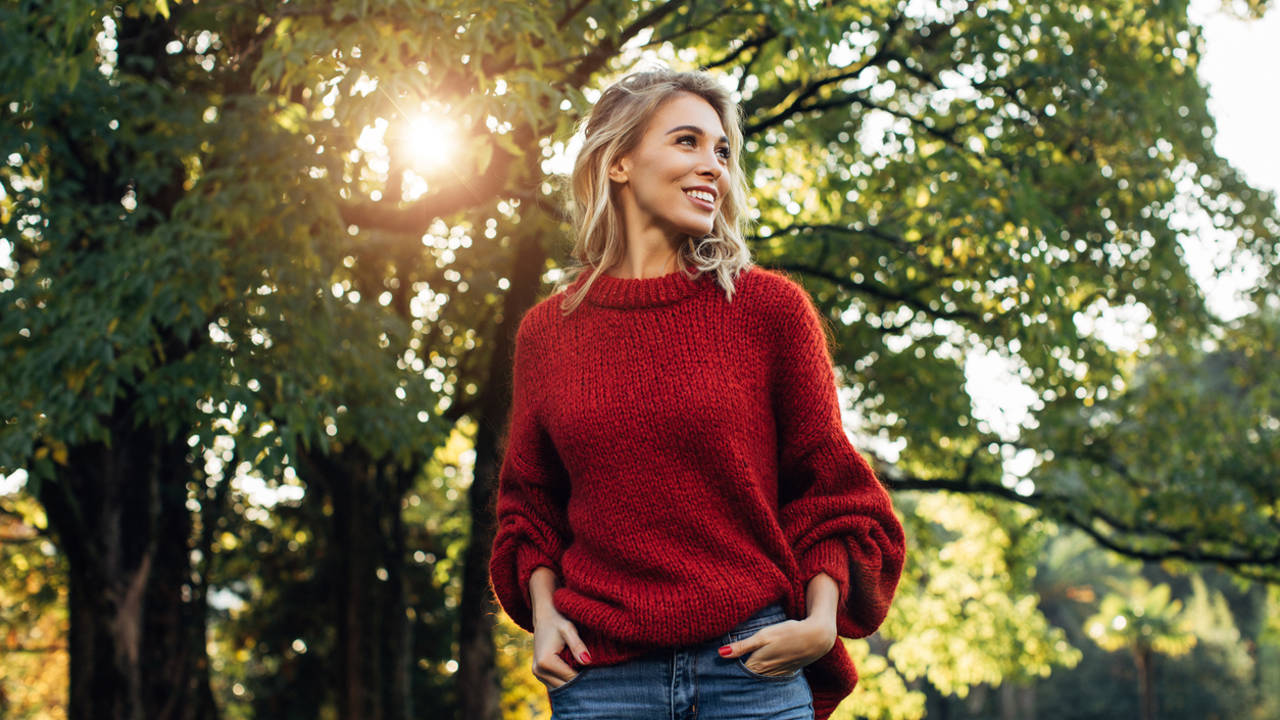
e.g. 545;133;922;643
488;310;572;632
770;275;906;639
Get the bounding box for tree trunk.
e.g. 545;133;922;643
382;464;415;720
997;681;1036;720
457;422;502;720
301;447;414;720
1135;643;1155;720
40;420;218;720
998;682;1014;720
455;231;548;720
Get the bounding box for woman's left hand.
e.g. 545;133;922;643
718;615;837;677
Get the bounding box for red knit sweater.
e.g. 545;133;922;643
489;265;906;719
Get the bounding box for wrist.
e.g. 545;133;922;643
528;566;559;622
532;594;560;619
799;614;838;656
801;611;836;635
805;572;840;623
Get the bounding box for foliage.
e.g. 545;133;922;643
2;0;1279;718
0;494;67;720
878;493;1080;702
931;531;1280;720
832;638;927;720
1085;577;1197;656
0;0;442;495
495;611;550;720
1024;307;1280;580
403;424;476;714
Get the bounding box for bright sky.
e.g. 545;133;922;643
1191;0;1280;199
1176;0;1280;321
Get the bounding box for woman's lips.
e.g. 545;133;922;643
684;190;715;212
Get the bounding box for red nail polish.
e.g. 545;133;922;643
580;651;591;664
719;646;732;657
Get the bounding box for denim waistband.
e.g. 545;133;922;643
730;602;788;635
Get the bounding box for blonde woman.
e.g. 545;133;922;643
489;69;906;720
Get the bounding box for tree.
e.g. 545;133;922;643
1086;578;1197;720
1;2;441;718
4;1;1278;719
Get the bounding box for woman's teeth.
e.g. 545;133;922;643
685;189;714;203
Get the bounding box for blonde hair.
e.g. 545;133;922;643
555;69;754;314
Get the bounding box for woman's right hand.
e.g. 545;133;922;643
532;605;590;688
528;567;590;688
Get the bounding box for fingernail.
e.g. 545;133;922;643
580;651;591;664
718;646;732;657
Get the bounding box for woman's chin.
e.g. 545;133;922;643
677;223;715;240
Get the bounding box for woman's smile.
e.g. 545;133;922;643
684;186;718;211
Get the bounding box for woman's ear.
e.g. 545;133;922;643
608;155;631;184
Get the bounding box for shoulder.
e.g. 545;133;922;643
736;266;833;359
512;282;575;351
733;265;821;325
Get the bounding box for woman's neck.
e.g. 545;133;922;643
606;244;685;279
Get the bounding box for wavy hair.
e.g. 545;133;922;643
554;69;754;314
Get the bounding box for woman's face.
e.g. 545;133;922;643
609;92;732;243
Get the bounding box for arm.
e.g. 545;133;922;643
771;274;906;638
528;565;560;617
805;571;840;630
488;312;573;633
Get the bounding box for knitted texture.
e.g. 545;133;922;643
489;265;906;719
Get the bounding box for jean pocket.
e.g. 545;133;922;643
544;668;587;695
727;621;802;681
736;652;802;681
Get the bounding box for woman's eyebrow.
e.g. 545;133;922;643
665;125;730;144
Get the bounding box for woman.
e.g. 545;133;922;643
489;68;906;720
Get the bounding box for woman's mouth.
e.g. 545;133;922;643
684;188;716;212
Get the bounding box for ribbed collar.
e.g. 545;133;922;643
571;267;711;309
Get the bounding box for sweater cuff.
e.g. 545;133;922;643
516;543;560;605
799;537;851;608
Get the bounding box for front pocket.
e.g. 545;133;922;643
544;668;587;695
727;618;803;681
736;654;802;681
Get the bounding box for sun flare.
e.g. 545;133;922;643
397;112;457;173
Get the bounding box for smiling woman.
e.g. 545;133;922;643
488;69;906;720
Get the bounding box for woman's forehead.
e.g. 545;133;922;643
645;93;726;138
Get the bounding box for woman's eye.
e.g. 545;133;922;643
716;146;731;160
677;135;697;146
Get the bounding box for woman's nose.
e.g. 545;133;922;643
698;154;722;179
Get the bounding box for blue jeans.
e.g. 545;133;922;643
544;603;814;719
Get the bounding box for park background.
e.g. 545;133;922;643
2;0;1279;719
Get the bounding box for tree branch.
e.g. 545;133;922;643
702;25;778;71
646;7;754;50
752;222;916;256
742;12;906;135
885;467;1280;572
558;0;594;29
510;190;570;225
777;261;984;323
562;0;690;89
